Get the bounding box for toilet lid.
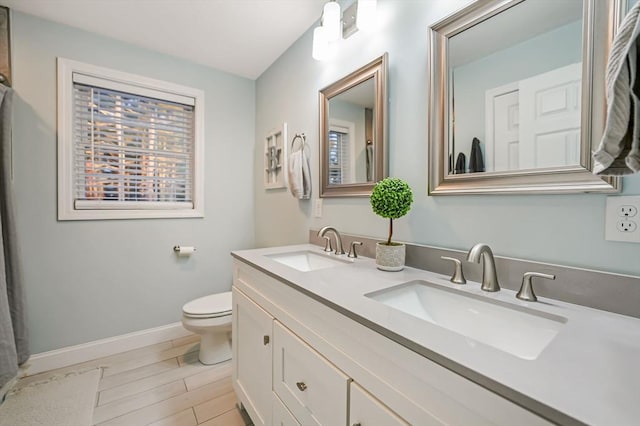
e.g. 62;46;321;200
182;291;232;317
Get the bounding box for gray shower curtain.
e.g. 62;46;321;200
0;83;28;389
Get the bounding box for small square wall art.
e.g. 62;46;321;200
264;122;288;189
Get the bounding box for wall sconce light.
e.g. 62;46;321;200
356;0;377;31
312;0;340;61
323;1;342;42
312;0;378;61
312;26;329;61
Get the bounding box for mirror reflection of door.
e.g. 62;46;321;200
486;83;519;172
486;63;581;171
518;63;581;169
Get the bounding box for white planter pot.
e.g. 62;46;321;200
375;242;406;271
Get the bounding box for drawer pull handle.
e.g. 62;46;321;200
353;423;362;426
263;335;270;345
296;381;307;391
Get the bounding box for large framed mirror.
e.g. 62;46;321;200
319;53;388;197
428;0;622;195
618;0;638;24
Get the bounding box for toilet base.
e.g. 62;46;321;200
198;331;232;365
182;313;232;366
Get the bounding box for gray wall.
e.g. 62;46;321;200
255;0;640;276
12;12;256;353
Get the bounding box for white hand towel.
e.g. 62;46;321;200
593;1;640;175
288;150;311;199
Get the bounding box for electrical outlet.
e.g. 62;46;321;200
618;205;638;217
605;196;640;243
617;220;638;233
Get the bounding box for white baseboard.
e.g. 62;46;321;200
20;322;193;377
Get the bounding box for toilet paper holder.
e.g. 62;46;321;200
173;245;196;253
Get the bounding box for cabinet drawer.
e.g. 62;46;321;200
349;381;409;426
273;321;349;426
272;392;301;426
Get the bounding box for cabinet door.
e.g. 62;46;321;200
349;381;409;426
232;287;273;426
272;392;301;426
273;321;349;426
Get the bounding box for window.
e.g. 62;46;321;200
57;58;204;220
328;120;355;185
328;129;349;184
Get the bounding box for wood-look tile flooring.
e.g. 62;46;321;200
15;334;251;426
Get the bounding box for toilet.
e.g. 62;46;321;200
181;291;232;365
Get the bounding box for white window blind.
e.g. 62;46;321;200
328;129;351;185
73;83;195;210
58;58;204;220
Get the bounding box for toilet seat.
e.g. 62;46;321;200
182;292;231;319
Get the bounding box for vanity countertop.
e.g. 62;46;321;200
231;244;640;426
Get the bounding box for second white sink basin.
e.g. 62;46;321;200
266;250;352;272
366;280;566;360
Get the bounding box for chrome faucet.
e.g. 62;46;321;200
317;226;345;255
466;243;500;292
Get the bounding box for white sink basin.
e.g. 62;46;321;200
366;280;566;360
266;250;352;272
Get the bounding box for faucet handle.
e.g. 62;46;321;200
322;236;333;252
348;241;363;258
441;256;466;284
517;272;555;302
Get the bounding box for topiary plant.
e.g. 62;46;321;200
370;177;413;246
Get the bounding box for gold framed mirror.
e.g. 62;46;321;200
319;53;388;197
427;0;621;195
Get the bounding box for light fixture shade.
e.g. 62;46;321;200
323;1;341;42
356;0;377;31
312;26;329;60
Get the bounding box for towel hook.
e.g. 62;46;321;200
290;133;307;153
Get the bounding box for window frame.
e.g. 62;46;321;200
57;57;205;220
328;119;356;185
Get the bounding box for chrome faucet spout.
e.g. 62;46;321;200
317;226;345;255
466;243;500;292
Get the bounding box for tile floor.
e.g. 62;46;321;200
14;334;250;426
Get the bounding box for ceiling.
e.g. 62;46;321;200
332;78;374;108
1;0;327;80
449;0;583;68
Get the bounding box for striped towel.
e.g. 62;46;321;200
593;1;640;175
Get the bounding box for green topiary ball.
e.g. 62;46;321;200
370;178;413;219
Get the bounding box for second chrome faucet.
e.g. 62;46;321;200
466;243;500;292
451;243;553;301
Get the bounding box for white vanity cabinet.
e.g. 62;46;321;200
231;288;273;426
349;381;409;426
272;392;300;426
232;259;552;426
273;321;349;425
